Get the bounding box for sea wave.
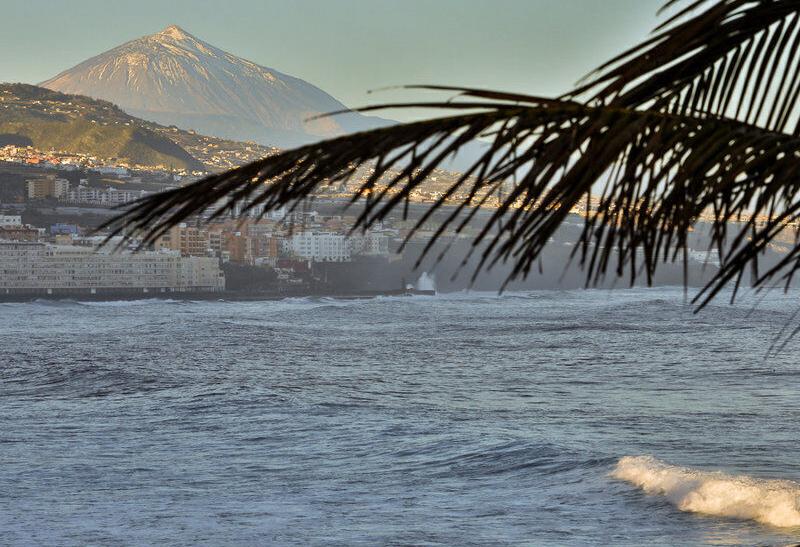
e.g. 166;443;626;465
6;297;192;308
79;298;186;307
612;455;800;528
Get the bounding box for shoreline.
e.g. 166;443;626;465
0;287;435;303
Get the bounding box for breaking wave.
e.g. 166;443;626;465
612;456;800;528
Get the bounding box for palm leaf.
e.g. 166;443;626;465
103;93;800;307
104;0;800;306
572;0;800;132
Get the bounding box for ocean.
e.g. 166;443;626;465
2;287;800;545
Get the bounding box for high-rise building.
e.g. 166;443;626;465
155;224;211;257
26;176;70;200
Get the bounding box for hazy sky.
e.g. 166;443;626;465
2;0;666;120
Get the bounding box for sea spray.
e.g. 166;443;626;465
612;456;800;528
416;272;436;292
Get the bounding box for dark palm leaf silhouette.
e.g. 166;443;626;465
104;0;800;308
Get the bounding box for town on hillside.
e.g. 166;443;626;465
0;142;498;298
2;135;797;300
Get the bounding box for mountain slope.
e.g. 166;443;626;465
41;25;389;147
0;83;204;171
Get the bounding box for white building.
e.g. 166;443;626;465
286;232;350;262
0;215;22;227
64;186;148;206
94;166;130;177
348;231;390;256
229;202;290;222
265;205;289;221
0;242;224;295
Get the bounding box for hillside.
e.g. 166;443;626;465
0;83;204;171
0;83;283;173
41;25;390;148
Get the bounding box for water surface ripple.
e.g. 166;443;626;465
2;288;800;545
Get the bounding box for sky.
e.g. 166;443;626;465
1;0;666;121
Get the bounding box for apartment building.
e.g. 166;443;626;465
0;242;224;295
64;185;148;206
26;176;70;199
349;231;390;256
155;224;211;257
286;232;351;262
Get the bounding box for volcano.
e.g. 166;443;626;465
41;25;389;147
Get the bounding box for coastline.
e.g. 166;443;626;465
0;287;435;303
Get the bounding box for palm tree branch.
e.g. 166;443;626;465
571;0;800;133
103;97;800;303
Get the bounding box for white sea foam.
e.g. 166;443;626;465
80;298;183;307
612;456;800;528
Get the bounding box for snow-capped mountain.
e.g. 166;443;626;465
41;25;389;147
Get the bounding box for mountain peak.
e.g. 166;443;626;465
156;24;192;41
40;26;386;147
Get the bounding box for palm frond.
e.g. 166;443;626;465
103;94;800;307
572;0;800;133
103;0;800;306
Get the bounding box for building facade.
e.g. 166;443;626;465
64;185;148;206
155;224;212;257
0;215;22;227
0;225;39;242
0;242;225;295
286;232;351;262
26;176;70;200
348;231;390;256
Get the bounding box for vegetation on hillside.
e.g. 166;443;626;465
0;84;203;171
